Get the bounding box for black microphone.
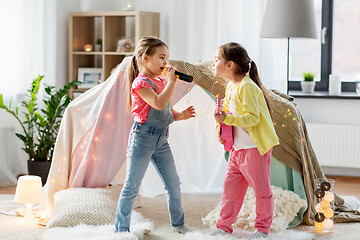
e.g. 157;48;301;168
163;67;193;82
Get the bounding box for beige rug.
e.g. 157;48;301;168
1;193;360;240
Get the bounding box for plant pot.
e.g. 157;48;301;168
301;81;315;93
95;44;102;51
27;161;51;186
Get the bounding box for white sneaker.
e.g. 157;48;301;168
172;225;190;234
208;228;229;236
246;231;268;239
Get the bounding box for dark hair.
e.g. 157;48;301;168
219;42;273;118
126;36;168;112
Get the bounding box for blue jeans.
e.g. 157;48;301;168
115;122;184;232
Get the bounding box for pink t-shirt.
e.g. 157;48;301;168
131;73;167;123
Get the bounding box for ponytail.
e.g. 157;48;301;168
249;61;274;119
126;55;139;112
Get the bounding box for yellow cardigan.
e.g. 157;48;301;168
223;76;279;155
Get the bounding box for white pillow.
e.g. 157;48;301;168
46;185;122;228
202;185;306;233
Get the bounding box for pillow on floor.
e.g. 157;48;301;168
46;185;122;228
202;185;307;233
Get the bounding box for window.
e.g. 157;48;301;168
332;0;360;83
290;0;322;83
288;0;359;93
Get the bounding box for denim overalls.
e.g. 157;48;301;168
115;78;184;232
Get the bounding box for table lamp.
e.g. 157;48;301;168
260;0;318;92
14;175;44;224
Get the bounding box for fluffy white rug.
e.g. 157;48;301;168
45;226;314;240
1;193;360;240
0;194;153;240
43;211;153;240
44;221;314;240
184;228;313;240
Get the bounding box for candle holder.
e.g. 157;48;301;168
84;43;93;52
122;0;134;11
314;178;335;233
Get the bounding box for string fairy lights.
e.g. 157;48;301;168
314;179;335;232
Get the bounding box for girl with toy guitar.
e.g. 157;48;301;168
211;42;279;239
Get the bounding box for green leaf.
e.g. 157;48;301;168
303;72;315;81
0;74;78;163
35;113;46;127
15;133;27;143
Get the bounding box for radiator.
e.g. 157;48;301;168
306;123;360;169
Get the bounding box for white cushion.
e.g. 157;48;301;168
202;185;306;233
47;185;121;228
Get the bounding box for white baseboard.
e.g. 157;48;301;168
322;166;360;177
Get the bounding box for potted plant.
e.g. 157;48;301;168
301;72;316;93
0;75;81;185
95;38;102;51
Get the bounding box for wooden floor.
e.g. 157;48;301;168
0;185;17;194
1;175;360;198
327;175;360;199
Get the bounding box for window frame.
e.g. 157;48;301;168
288;0;356;93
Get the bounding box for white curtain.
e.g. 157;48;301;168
0;0;44;100
166;0;286;92
0;0;45;186
123;0;287;92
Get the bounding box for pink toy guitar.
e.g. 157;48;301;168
216;95;233;151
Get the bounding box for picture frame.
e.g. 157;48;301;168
77;68;103;89
72;92;84;99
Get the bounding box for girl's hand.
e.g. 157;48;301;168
215;125;225;144
181;106;196;120
214;110;226;123
164;66;177;83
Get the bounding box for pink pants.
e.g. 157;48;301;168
216;148;273;234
